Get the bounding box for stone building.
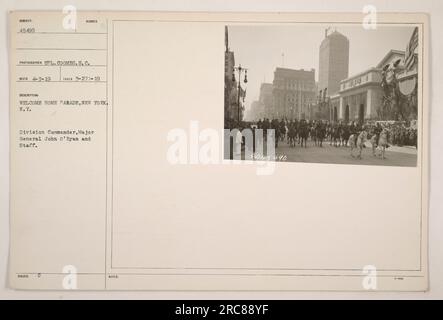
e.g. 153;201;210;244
272;68;316;120
224;26;243;125
337;49;418;123
338;67;383;123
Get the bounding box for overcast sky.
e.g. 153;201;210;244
228;24;416;111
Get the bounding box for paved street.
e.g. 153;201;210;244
264;139;417;167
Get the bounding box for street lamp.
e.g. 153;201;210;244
232;64;248;124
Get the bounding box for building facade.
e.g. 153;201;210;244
224;26;244;125
338;67;383;123
272;68;316;120
337;49;418;123
224;50;237;121
247;100;265;121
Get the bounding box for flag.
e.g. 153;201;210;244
405;27;418;71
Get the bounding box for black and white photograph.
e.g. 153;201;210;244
224;24;420;166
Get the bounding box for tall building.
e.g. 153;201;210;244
318;30;349;97
247;100;265;121
224;26;242;125
272;68;316;119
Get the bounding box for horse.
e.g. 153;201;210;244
327;125;333;146
378;129;389;159
308;125;315;146
331;126;342;147
288;125;297;147
349;130;368;159
284;125;289;144
315;124;325;147
341;126;350;147
298;123;309;148
370;134;378;156
279;123;287;143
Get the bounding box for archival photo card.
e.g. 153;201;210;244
8;11;428;291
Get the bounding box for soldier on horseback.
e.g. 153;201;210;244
298;119;309;148
271;118;280;148
341;122;350;147
315;120;326;147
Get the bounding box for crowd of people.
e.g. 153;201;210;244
387;122;418;147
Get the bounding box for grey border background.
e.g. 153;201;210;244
0;0;441;299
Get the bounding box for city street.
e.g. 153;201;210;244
269;140;417;167
227;25;420;168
